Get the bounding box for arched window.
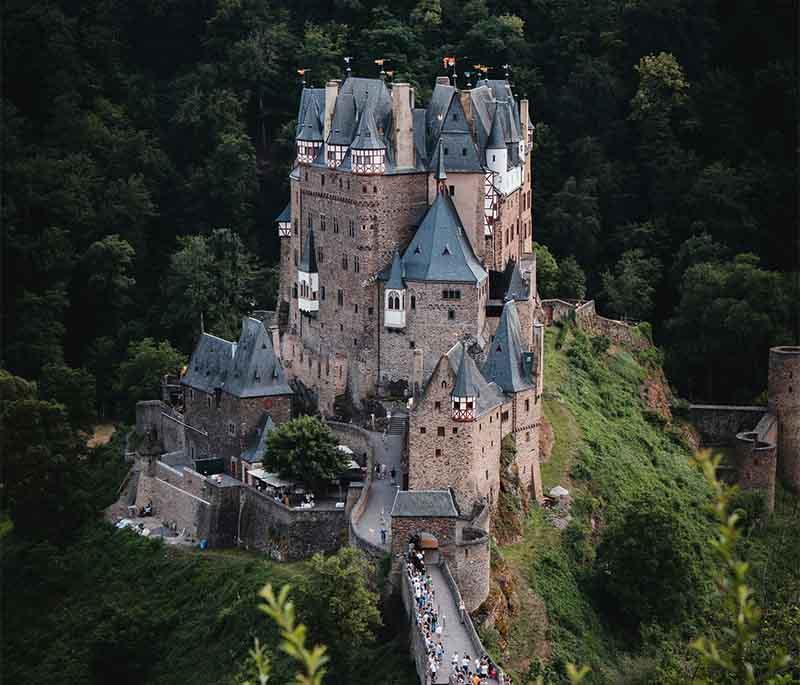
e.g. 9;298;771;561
393;295;400;310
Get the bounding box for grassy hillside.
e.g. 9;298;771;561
486;325;799;683
1;526;417;685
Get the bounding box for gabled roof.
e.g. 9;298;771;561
328;92;357;146
275;203;291;224
240;414;275;463
453;342;483;398
182;318;293;398
482;301;534;393
400;192;487;284
391;489;458;518
444;344;505;416
386;250;405;289
299;227;318;273
504;259;529;301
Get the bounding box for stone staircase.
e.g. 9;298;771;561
388;413;408;436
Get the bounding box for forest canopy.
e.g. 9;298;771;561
2;0;796;412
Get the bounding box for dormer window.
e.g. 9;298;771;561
352;148;385;175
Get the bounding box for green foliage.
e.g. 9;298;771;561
601;249;662;321
162;228;264;349
298;547;381;679
39;363;97;432
114;338;185;419
690;452;792;684
557;257;587;301
595;494;707;628
264;416;348;492
534;242;559;298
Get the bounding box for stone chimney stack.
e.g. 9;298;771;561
519;98;530;147
392;83;415;170
269;324;282;360
324;80;340;161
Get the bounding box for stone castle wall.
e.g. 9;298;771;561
379;279;486;389
541;299;651;351
183;389;291;472
735;431;778;513
408;359;503;514
688;405;768;446
510;388;544;501
768;346;800;492
280;335;348;415
135;401;186;455
237;488;347;561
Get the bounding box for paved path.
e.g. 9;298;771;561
353;413;406;551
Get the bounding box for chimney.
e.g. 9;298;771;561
269;324;282;360
459;90;475;136
392;83;415;170
519;98;530;148
324;80;340;160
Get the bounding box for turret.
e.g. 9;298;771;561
452;343;481;422
275;203;291;238
486;106;507;175
297;228;319;313
769;346;800;492
297;95;323;164
351;111;385;174
384;251;406;329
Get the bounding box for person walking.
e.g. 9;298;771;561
379;527;387;544
459;598;466;624
390;466;397;485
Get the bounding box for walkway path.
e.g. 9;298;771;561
353;412;406;551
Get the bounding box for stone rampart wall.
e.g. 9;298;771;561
689;405;767;446
401;568;431;684
540;299;651;350
237;487;347;560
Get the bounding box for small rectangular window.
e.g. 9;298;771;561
435;448;442;456
321;286;326;300
434;401;441;411
409;341;415;349
452;427;458;434
337;290;344;306
437;427;445;437
448;309;455;320
420;427;427;434
449;185;455;196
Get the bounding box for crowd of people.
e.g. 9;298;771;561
404;545;499;684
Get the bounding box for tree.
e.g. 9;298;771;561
264;416;348;492
162;228;263;349
595;494;706;628
0;370;89;540
556;257;587;300
298;548;381;679
533;242;558;298
601;249;662;320
114;338;185;419
540;176;602;266
39;363;97;433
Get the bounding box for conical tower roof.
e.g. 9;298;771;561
504;259;529;301
487;105;506;150
482;301;534;393
299;227;318;273
386;250;405;289
401;192;487;284
453;343;483;398
297;96;323;142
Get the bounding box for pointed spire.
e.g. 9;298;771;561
436;138;447;189
482;301;533;393
386;250;405;290
298;96;323;142
504;259;529;302
299;227;318;273
453;342;482;398
487;106;506;150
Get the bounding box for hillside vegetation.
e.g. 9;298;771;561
484;326;799;683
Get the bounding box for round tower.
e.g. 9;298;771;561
768;346;800;492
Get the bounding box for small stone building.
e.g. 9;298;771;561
181;317;293;479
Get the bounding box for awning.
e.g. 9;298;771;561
249;468;293;488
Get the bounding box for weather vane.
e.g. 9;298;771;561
344;56;353;77
297;68;310;87
374;58;387;77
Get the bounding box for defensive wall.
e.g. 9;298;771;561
135;400;186;455
688;405;768;446
540;299;651;350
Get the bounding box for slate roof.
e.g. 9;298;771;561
351;109;385;150
400;192;487;284
386;250;405;289
444;344;505;416
504;259;529;301
487;106;506;150
299;227;318;273
482;301;534;393
452;342;483;398
297;90;324;142
275;203;291;224
181;318;293;398
240;414;275;464
391;490;458;518
434;139;447;180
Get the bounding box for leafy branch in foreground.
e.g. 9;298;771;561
242;584;328;685
690;451;791;684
